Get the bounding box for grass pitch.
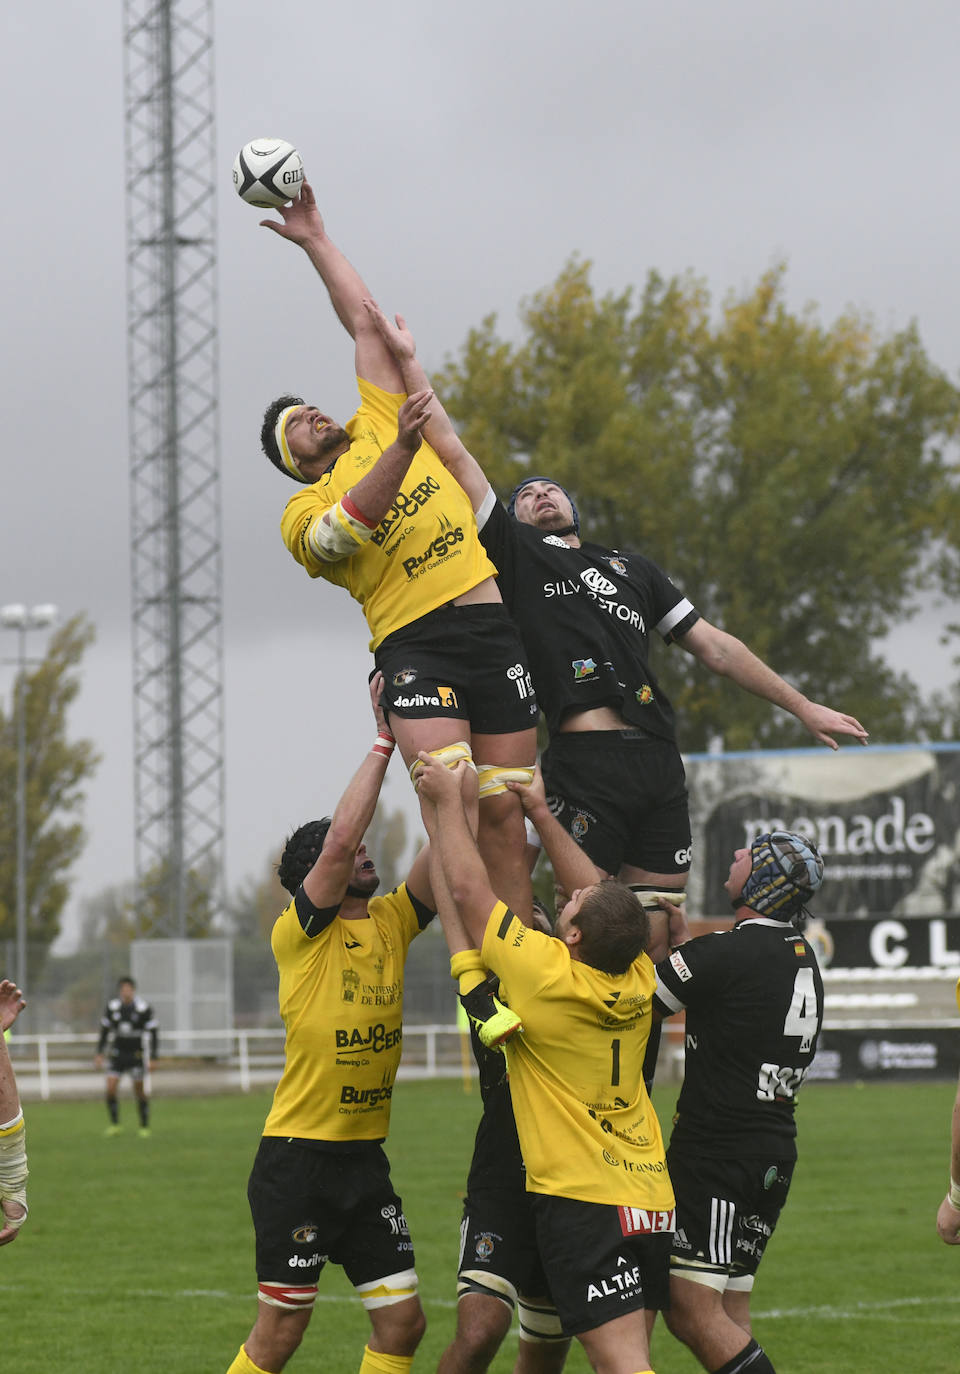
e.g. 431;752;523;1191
2;1078;958;1371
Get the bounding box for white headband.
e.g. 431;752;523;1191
274;406;310;483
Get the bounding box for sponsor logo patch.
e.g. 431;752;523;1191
580;567;618;597
669;949;692;982
573;658;597;679
617;1206;676;1236
635;684;654;705
402;524;465;578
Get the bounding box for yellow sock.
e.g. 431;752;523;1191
450;949;486;998
358;1347;414;1374
226;1347;271;1374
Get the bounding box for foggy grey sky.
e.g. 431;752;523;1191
2;1;959;950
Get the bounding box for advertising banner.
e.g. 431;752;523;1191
808;1027;960;1083
684;743;960;919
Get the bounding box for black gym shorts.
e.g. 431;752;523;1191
529;1193;672;1337
458;1183;552;1305
542;730;691;876
375;602;538;736
247;1136;416;1288
667;1148;795;1284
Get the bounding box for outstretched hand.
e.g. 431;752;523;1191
396;389;433;453
798;702;869;751
363;299;417;363
259;176;324;245
0;980;25;1033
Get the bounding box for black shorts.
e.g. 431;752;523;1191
247;1137;416;1288
541;731;691;876
529;1193;672;1337
459;1183;551;1305
376;603;538;737
107;1050;145;1078
667;1147;795;1286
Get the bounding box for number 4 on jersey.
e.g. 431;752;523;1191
782;966;819;1054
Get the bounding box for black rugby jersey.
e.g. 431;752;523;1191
653;918;824;1159
97;995;159;1058
478;499;699;737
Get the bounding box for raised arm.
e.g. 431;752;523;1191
677;619;869;751
260;178;403;391
506;766;602;896
301;673;397;907
363;299;491;513
415;755;499;952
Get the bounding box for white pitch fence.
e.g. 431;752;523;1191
7;1024;475;1102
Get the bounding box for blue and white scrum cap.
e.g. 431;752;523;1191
506;475;580;535
739;831;824;922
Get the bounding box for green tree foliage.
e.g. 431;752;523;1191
436;262;960;750
0;615;100;966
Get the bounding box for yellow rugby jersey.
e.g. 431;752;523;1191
280;379;497;650
481;901;674;1210
263;883;426;1142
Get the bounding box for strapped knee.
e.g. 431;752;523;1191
355;1266;419;1310
476;764;535;799
257;1280;318;1310
457;1269;517;1311
409;741;477;790
517;1295;564;1343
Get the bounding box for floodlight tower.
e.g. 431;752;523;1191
122;0;225;935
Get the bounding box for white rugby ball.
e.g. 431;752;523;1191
232;138;304;209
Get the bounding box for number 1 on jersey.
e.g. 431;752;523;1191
610;1037;621;1087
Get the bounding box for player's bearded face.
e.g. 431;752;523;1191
348;847;380;897
288;406;350;463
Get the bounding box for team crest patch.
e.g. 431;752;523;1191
292;1224;318;1244
635;684;654;705
606;556;627;575
475;1233;496;1260
573;658;597;680
341;969;360;1003
571;811;591;840
393;668;417;686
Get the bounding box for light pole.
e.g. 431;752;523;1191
1;603;58;995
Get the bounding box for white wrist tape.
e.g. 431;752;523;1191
949;1178;960;1209
306;493;377;563
0;1113;28;1227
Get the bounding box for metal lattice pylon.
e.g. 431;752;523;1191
123;0;225;934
